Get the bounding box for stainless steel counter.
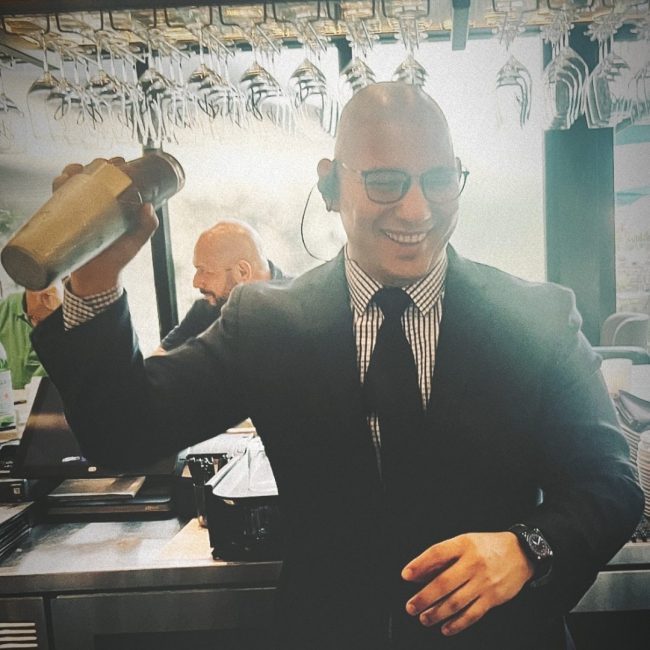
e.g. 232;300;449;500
0;517;648;611
0;518;281;595
0;517;282;649
573;538;650;613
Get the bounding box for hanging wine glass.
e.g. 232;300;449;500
35;16;104;145
493;6;533;129
84;31;121;144
64;51;97;145
628;15;650;125
135;33;175;146
541;7;588;130
203;27;245;133
239;22;294;131
584;11;632;129
0;61;25;154
279;2;339;136
338;1;378;102
102;31;143;145
153;27;191;144
43;39;82;143
186;20;217;126
26;31;59;140
385;0;429;87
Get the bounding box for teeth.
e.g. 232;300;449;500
384;230;428;244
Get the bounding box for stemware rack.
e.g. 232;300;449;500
0;1;647;63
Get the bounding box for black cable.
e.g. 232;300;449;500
300;184;327;262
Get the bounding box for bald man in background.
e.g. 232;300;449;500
153;219;284;354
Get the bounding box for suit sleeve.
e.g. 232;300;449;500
31;289;250;471
520;289;643;612
159;315;193;351
160;301;221;351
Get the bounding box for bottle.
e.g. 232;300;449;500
0;151;185;291
0;342;15;429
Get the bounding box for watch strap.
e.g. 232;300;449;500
508;523;553;587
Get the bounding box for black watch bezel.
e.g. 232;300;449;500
508;523;553;587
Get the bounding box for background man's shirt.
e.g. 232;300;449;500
0;291;46;389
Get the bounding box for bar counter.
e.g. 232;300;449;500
0;516;648;649
0;517;281;649
0;517;281;594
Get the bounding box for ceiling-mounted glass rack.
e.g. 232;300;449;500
1;1;647;62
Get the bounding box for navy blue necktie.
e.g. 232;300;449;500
363;289;431;638
363;288;423;489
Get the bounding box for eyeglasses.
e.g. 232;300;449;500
337;158;469;205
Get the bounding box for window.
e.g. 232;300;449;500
1;36;546;355
165;37;546;342
614;40;650;320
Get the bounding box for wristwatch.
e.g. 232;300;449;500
508;524;554;587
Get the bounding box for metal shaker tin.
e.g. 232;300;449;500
0;151;184;291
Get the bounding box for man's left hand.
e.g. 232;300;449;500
402;532;534;636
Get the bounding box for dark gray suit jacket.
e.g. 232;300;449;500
33;248;643;650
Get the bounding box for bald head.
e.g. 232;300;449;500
317;82;461;287
196;220;269;276
192;219;270;307
335;82;454;162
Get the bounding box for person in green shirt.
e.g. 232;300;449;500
0;285;62;389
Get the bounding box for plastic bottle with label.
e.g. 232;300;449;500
0;342;15;429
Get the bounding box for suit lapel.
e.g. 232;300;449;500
427;248;495;420
299;252;376;458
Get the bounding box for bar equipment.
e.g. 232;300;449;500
493;0;536;128
385;0;429;87
206;435;282;560
338;1;377;102
1;151;185;290
628;14;650;124
584;9;631;129
541;7;588;130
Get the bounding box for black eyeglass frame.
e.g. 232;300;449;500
336;158;470;205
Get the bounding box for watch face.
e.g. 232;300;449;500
529;531;552;559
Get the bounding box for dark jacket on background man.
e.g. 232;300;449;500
32;248;643;650
160;260;285;351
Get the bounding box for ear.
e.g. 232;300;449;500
40;287;62;310
235;259;253;282
316;158;339;212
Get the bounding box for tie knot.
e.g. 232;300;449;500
374;287;411;320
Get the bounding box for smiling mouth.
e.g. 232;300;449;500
383;230;429;245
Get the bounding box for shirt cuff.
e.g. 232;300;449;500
62;281;123;331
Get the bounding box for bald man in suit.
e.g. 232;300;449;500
34;82;642;650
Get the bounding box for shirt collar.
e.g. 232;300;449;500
344;245;448;316
6;291;32;326
268;259;286;280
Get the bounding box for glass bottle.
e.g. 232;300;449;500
0;342;15;429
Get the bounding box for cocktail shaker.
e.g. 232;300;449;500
0;151;185;290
